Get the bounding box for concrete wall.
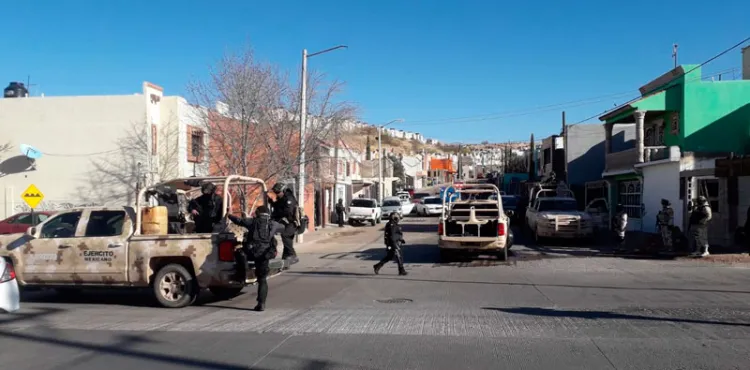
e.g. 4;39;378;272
641;161;681;233
161;97;209;178
0;93;147;219
743;46;750;80
568;123;635;184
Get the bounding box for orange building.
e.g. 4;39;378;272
428;158;455;184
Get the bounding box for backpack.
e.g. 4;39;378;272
249;215;276;260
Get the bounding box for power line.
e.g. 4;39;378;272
571;36;750;125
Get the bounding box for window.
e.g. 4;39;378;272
383;200;401;207
351;199;376;208
645;127;654;146
346;162;351;176
424;198;442;205
538;199;578;212
698;179;720;213
11;213;47;225
40;212;82;238
187;126;204;163
657;125;665;145
85;211;126;237
151;124;158;155
618;180;642;219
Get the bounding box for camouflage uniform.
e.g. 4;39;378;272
656;199;674;250
688;196;712;257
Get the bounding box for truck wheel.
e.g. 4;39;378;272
376;216;382;224
209;286;244;300
438;249;452;263
153;264;198;308
370;219;376;226
349;220;355;226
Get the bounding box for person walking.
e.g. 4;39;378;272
269;183;299;265
374;213;408;276
228;205;284;312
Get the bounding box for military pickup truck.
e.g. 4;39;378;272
0;175;285;308
437;183;510;262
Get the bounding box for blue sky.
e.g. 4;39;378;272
1;1;748;143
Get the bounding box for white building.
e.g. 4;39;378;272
0;81;209;219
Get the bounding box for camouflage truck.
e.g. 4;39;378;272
0;175;284;308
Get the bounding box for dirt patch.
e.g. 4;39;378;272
326;230;364;238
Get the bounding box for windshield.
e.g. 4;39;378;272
351;199;376;208
383;200;401;207
413;193;430;200
424;198;442;205
502;196;518;207
538;199;578;212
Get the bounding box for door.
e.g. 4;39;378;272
585;198;610;230
696;178;723;246
71;209;130;283
618;180;643;231
526;199;539;229
22;211;83;284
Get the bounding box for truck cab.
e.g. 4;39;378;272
525;183;594;241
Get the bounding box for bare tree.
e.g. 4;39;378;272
188;46;357;208
76;115;182;206
0;142;11;160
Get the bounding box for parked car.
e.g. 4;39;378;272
0;211;55;235
416;196;444;216
501;195;519;223
347;198;382;226
0;257;20;313
381;198;403;219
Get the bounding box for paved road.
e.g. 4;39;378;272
2;217;750;369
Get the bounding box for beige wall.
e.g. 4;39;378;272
0;93;148;218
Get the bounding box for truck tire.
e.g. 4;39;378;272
438;249;452;263
209;286;244;300
370;219;376;226
153;264;198;308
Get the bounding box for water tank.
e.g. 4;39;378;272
4;82;28;98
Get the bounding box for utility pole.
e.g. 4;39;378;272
298;44;347;242
377;119;403;204
562;111;568;183
333;119;340;204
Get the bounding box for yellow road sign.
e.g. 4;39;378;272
21;184;44;209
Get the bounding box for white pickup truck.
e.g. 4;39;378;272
347;198;382;226
525;187;594;242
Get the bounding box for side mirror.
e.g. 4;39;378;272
26;226;37;239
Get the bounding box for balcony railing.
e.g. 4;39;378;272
605;146;675;173
605;148;638;173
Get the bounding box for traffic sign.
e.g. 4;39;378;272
21;184;44;209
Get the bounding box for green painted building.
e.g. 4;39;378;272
596;64;750;237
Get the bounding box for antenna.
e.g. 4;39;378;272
25;75;37;97
672;44;679;69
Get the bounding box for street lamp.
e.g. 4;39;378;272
377;118;404;204
299;45;347;242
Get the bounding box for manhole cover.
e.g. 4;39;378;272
375;298;413;304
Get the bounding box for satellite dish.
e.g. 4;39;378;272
19;144;43;160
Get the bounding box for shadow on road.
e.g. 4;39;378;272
0;306;357;369
400;223;437;233
20;288;239;308
482;306;750;327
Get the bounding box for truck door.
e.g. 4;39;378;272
73;209;130;284
21;211;83;284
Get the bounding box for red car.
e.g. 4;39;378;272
0;211;55;235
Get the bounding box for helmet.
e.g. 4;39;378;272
271;183;285;194
661;199;670;206
201;182;216;195
389;213;401;222
697;196;708;205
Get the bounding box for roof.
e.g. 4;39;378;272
599;91;667;123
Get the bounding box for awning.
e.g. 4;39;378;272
352;179;373;194
599;91;668;124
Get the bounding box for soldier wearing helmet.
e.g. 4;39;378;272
688;195;712;257
656;199;675;252
374;212;407;276
188;182;224;233
268;183;299;265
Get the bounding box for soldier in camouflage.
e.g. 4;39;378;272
656;199;674;252
688;196;712;257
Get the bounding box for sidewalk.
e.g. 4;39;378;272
297;224;366;245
